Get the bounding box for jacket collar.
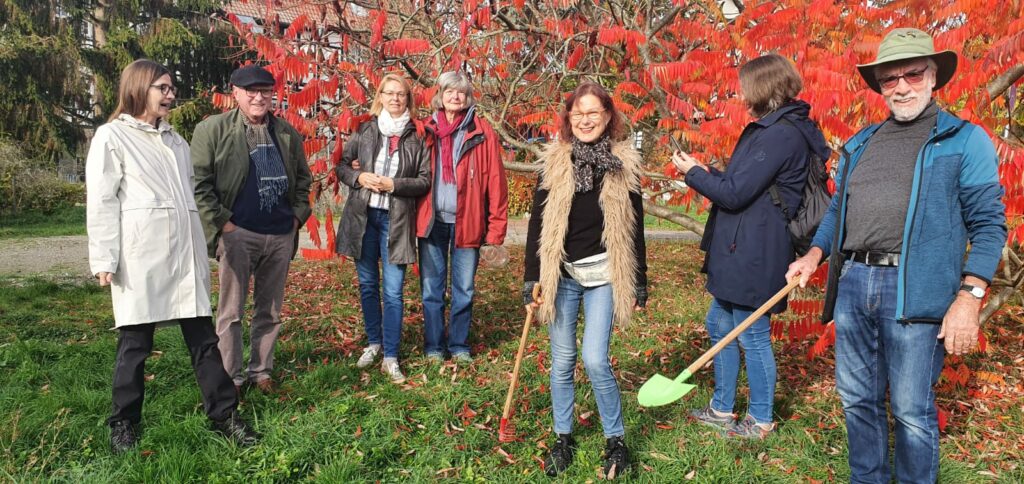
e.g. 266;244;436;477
752;101;809;128
842;105;966;155
426;106;483;139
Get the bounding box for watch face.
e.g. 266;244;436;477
962;285;985;298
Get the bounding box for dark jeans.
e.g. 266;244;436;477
834;260;944;483
356;208;407;358
419;221;480;357
109;317;238;426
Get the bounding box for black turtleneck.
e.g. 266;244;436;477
842;101;939;253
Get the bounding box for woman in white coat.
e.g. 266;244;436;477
87;59;257;453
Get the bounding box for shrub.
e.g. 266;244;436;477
0;140;84;214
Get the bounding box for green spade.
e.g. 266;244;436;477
638;278;801;407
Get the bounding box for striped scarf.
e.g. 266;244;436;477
243;117;289;212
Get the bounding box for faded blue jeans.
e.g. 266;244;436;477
548;278;624;438
356;208;407;358
834;260;944;483
704;298;776;424
419;221;480;357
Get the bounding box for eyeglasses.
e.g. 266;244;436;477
570;110;606;122
243;87;275;98
150;84;177;96
877;66;930;90
380;90;407;98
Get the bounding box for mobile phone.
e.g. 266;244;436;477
668;135;685;153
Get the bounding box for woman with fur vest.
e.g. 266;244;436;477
523;82;648;479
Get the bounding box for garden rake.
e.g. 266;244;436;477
637;278;801;407
498;284;541;443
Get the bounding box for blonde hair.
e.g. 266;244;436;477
738;54;803;118
369;73;416;116
109;59;171;122
430;71;476;111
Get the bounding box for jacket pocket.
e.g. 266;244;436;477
120;202;174;261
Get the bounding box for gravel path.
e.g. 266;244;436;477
0;219;697;276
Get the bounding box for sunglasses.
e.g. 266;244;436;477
877;66;930;90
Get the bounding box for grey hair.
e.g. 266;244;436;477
430;71;476;111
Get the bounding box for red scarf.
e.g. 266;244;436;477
434;111;465;184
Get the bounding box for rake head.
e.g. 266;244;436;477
498;418;517;443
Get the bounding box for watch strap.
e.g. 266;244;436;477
959;283;985;299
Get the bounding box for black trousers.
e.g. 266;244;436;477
109;316;238;426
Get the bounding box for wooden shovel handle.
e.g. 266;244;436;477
683;278;801;378
501;285;542;420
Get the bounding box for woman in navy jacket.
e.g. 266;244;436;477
672;54;831;439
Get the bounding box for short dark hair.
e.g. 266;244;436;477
557;81;626;142
738;54;803;118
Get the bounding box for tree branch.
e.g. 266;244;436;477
986;64;1024;100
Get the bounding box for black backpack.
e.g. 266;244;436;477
768;119;833;257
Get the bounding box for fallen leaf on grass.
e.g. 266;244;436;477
648;451;674;461
685;469;696;480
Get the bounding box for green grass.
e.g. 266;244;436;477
643;203;708;230
0;205;86;239
0;244;1020;482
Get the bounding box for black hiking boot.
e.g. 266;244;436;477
110;420;139;454
543;433;576;477
211;411;259;447
601;435;630;480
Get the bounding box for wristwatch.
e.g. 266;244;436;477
959;283;986;299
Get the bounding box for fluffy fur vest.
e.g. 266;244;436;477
536;139;642;326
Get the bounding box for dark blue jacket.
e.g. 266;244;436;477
813;109;1006;322
686;101;831;313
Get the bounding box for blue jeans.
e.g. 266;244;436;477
548;278;624;438
418;221;480;356
704;298;776;424
834;260;944;484
356;208;407;358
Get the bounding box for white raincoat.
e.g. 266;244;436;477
86;114;212;327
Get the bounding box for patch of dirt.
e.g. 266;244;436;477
0;236;91;276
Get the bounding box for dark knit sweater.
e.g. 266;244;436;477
842;102;939;253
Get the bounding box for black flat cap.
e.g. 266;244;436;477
230;65;275;88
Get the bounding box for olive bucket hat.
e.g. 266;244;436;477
856;28;958;93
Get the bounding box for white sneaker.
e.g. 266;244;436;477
356;345;381;369
381;358;406;384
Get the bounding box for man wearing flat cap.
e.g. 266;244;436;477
787;28;1006;482
192;65;312;395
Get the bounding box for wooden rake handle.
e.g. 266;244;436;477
681;278;801;380
501;285;542;420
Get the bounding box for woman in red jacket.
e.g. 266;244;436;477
416;71;509;363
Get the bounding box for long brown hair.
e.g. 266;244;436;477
108;59;171;122
738;54;802;118
557;81;626;142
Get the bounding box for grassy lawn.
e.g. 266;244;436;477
0;206;86;239
1;243;1020;482
643;203;709;230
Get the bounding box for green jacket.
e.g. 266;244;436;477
191;109;312;257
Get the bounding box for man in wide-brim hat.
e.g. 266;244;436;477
787;27;1006;483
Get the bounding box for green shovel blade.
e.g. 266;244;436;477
637;370;695;407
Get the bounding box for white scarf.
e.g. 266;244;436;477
377;109;410;137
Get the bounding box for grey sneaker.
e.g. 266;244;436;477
425;352;444;363
452;352;472;364
356;345;381;369
689;405;736;432
726;415;774;440
381;358;406;384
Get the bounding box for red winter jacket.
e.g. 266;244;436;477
416;111;508;247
